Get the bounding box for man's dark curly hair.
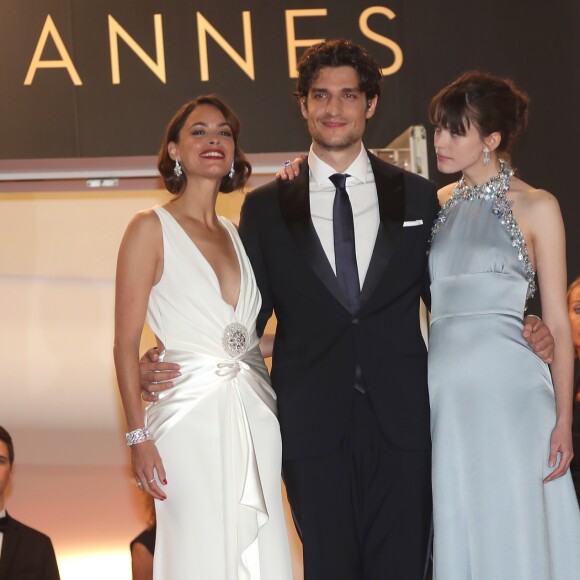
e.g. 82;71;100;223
293;39;382;102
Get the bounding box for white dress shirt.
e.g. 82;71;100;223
0;507;6;555
308;144;380;288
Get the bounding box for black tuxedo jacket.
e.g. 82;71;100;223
239;152;439;460
0;514;60;580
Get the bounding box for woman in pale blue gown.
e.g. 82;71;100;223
428;71;580;579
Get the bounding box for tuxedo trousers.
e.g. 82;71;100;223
283;390;432;580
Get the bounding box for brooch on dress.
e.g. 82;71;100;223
222;322;250;357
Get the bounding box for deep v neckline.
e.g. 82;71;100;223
158;206;243;313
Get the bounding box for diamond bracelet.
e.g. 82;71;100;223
125;426;153;447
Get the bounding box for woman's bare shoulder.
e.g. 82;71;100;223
509;177;562;240
121;208;163;249
128;207;162;228
509;176;558;210
437;183;456;207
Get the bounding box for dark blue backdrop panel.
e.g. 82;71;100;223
0;0;578;279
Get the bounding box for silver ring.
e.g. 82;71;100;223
151;391;156;397
135;481;143;488
283;160;291;167
147;478;156;484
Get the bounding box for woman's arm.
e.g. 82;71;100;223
114;210;167;498
525;190;575;482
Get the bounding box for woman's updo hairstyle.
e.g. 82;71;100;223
429;71;529;154
158;95;252;195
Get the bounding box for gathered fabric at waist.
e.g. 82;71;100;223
146;345;276;440
147;344;275;569
430;272;527;324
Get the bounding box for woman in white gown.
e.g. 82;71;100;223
114;96;293;579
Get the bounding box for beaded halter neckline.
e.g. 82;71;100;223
429;160;536;301
453;159;512;201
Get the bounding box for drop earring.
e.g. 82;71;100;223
482;147;491;167
174;159;183;177
228;161;235;179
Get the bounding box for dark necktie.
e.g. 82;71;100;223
330;173;360;313
330;173;366;394
0;516;7;532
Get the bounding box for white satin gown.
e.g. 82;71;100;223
145;207;293;579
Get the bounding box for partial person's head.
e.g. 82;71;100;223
0;426;14;507
429;71;529;174
294;40;382;156
568;277;580;358
158;95;251;195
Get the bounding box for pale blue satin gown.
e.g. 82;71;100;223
145;207;292;579
428;174;580;579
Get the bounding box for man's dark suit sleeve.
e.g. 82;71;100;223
420;185;440;310
239;191;274;336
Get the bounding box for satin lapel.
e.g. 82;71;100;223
0;515;20;580
278;162;349;311
359;154;406;306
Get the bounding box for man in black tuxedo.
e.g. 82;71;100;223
139;39;553;579
237;41;437;578
0;426;60;580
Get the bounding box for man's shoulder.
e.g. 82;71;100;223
246;179;279;200
243;179;280;213
401;169;438;201
242;168;310;216
6;514;54;545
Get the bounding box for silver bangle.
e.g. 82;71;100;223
125;426;152;447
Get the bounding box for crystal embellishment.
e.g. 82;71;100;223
222;322;250;357
428;160;536;301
